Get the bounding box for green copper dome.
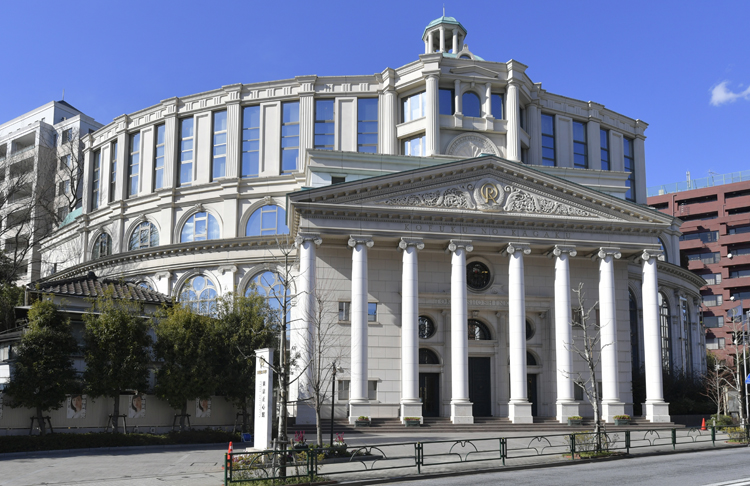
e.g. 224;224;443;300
422;16;467;38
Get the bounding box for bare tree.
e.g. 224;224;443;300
565;283;607;443
715;317;748;423
702;352;724;417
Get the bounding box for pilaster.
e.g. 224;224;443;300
425;75;440;156
506;82;520;162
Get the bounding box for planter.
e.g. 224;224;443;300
567;419;583;426
355;420;370;427
404;420;421;427
293;444;308;450
614;419;630;426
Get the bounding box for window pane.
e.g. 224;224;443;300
181;118;194;137
541;114;554;135
573;121;585;142
439;89;454;115
243;106;260;128
283;102;299;123
214;111;227;131
462;92;481;117
358;98;378;121
491;93;503;119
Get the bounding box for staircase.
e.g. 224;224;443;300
289;416;681;436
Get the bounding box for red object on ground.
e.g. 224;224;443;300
228;441;233;453
701;418;707;431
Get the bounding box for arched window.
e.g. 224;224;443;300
526;320;535;340
462;92;481;118
129;221;159;250
246;205;289;236
247;271;289;321
468;319;491;340
180;275;218;315
629;289;640;376
527;352;537;366
180;211;220;242
419;348;440;364
658;292;672;372
91;233;112;259
658;238;669;262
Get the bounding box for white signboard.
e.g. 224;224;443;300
254;348;274;450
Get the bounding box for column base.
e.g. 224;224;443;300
508;400;533;424
400;400;423;424
556;401;581;423
295;402;316;425
643;401;671;423
348;401;370;424
450;400;474;424
602;401;626;423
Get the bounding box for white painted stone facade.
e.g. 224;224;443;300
34;16;706;424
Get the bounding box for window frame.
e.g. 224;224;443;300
281;101;300;173
439;88;455;116
211;111;227;180
128;221;159;251
91;232;112;260
624;137;635;201
241;105;261;178
179;117;194;186
401;91;426;123
109;140;118;203
541;113;556;166
357;98;378;153
245;204;289;237
154;124;165;190
127;132;141;197
600;129;610;171
314;99;335;150
491;93;504;119
180;211;220;243
461;91;481;118
91;150;101;210
402;133;426;156
573;121;587;169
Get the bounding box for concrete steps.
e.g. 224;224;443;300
289;416;682;436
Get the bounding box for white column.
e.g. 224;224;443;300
225;101;241;179
439;26;445;52
382;87;397;155
425;75;440;156
505;242;533;423
506;81;520;162
448;239;474;424
598;247;626;422
427;32;433;53
642;249;671;422
348;235;373;423
526;101;541;165
452;29;458;53
454;79;462;115
293;233;322;424
400;238;424;423
553;245;580;422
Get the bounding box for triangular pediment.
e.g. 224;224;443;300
449;65;500;79
290;156;671;229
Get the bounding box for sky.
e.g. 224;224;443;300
0;0;748;189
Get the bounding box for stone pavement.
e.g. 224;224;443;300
0;427;745;486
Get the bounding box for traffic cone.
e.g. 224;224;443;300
701;418;707;431
228;441;233;454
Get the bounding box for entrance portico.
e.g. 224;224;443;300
289;155;674;424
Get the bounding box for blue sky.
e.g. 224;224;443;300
1;0;748;188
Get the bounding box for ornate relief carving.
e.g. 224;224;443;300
381;184;475;210
503;188;593;217
446;133;500;158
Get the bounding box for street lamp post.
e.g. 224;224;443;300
329;361;337;447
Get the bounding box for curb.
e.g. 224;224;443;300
0;441;230;460
336;442;749;485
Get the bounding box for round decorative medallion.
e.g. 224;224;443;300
419;316;436;339
446;133;500;158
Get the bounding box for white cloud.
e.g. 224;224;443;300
710;81;750;106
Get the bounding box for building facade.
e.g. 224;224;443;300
0;101;102;283
648;171;750;364
35;16;704;424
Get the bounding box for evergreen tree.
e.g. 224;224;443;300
5;300;78;435
83;286;152;433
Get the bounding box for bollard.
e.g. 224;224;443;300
569;434;576;460
671;428;676;450
625;430;630;454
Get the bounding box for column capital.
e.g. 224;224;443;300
447;239;473;253
503;242;531;256
641;249;664;262
596;247;621;260
348;235;374;248
295;232;322;247
550;245;577;258
399;237;425;251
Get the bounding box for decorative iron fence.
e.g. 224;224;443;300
224;426;750;484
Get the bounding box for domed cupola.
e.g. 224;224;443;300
422;12;467;55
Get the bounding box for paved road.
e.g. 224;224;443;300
386;448;750;486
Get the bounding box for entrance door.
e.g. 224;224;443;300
419;373;440;417
527;374;538;416
469;357;492;416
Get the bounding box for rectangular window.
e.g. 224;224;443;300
491;93;503;119
680;230;719;243
57;206;68;221
331;176;346;184
212;111;227;180
541;114;555;166
109;140;118;203
127;132;140;197
520;107;526;131
402;133;426;156
686;251;720;264
179;118;194;186
702;273;722;285
574;383;584;401
314;99;334;150
730;246;750;257
401;91;426;123
624;137;635;201
59;154;71;170
439;88;454;115
728;224;750;235
705;337;725;350
368;303;377;322
281;102;299;173
368;380;378;400
154;125;165;190
703;316;724;328
91;150;100;210
62;128;72;143
338;302;350;322
357;98;378;153
573;121;587;168
600;129;610;170
242;106;260;178
702;295;723;307
337;380;349;400
58;180;70;195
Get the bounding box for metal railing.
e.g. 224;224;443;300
223;425;750;484
648;170;750;197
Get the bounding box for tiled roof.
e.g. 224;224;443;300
32;272;171;304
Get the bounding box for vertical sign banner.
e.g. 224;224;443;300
254;348;274;450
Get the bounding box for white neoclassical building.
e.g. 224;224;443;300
37;16;705;425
